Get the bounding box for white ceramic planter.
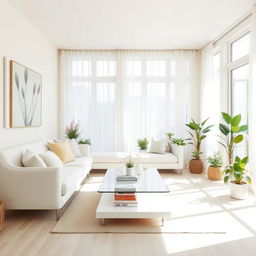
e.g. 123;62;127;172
230;182;248;200
79;144;90;156
126;167;135;176
139;149;147;153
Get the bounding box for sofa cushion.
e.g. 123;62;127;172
61;166;84;196
92;152;129;163
39;151;63;167
64;156;93;169
22;149;47;168
48;141;75;163
138;152;177;163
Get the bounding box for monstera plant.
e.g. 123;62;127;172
218;112;248;165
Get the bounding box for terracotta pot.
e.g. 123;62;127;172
189;159;204;174
208;166;222;181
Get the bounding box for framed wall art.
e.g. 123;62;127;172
10;60;42;128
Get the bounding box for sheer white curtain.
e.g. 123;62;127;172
200;43;221;161
60;50;200;157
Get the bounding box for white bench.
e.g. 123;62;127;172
91;144;184;174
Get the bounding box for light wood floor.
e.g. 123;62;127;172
1;170;256;256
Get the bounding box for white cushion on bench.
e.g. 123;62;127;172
139;152;177;163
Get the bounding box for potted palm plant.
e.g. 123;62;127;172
223;156;251;199
186;118;213;174
207;151;223;181
137;138;149;152
218;112;248;165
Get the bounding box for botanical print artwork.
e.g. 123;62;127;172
10;61;42;127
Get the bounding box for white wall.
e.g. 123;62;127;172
0;0;58;149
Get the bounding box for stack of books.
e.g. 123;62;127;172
114;192;137;207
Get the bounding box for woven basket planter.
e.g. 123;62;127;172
208;166;222;181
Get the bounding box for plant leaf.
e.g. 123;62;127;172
241;156;248;164
239;125;248;132
201;118;209;126
222;112;232;124
219;123;230;136
231;114;241;127
232;134;243;144
231;126;240;133
246;176;252;184
224;176;229;183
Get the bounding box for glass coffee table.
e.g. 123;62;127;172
96;168;171;226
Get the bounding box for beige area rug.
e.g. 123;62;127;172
52;170;256;234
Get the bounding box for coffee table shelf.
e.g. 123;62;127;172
96;168;171;226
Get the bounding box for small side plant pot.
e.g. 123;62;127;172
230;182;248;200
208;166;222;181
189;159;204;174
126;167;135;176
139;149;147;153
79;144;90;156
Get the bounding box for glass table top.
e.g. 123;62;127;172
98;168;170;193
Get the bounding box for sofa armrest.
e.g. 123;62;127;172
0;166;62;209
171;144;184;169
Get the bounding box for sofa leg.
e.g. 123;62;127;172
56;209;61;220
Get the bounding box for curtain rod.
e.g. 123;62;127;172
58;48;199;52
213;12;252;45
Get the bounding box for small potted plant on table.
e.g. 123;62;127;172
223;156;251;199
207;151;223;181
137;138;149;152
124;155;137;176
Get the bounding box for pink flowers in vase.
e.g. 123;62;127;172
65;120;81;140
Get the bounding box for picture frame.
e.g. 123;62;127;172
10;60;42;128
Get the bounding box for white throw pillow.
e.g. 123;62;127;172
69;139;82;157
148;138;167;154
22;149;47;168
53;138;82;158
40;151;63;167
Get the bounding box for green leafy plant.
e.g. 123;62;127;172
207;151;223;167
192;150;203;160
124;155;137;168
223;156;251;185
65;120;80;140
137;138;149;150
166;132;186;146
78;138;91;145
172;138;186;146
186;118;213;159
218;112;248;165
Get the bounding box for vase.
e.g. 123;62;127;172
126;167;135;176
189;159;204;174
230;181;248;200
79;144;90;156
208;166;222;181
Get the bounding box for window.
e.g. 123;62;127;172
63;51;198;152
231;33;250;61
229;32;250;157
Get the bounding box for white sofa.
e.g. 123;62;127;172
91;144;184;173
0;140;92;219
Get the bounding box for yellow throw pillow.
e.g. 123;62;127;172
48;141;75;163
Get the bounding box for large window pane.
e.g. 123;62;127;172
96;60;116;76
147;61;166;76
231;64;248;157
72;61;91;77
231;33;250;61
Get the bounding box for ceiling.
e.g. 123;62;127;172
8;0;256;49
